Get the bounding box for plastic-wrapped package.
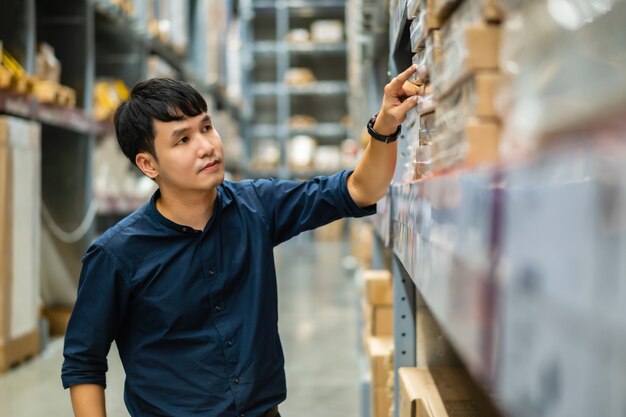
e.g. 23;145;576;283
416;116;500;175
435;72;500;137
407;0;421;19
498;0;626;154
410;3;441;51
288;135;318;171
434;0;499;96
409;51;429;85
252;138;280;170
433;0;500;99
310;20;344;43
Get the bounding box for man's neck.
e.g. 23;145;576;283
156;188;218;231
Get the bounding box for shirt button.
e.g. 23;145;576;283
208;269;215;276
234;378;240;384
239;414;244;417
226;339;233;347
181;227;188;232
214;305;221;312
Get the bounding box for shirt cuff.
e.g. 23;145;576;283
339;170;377;218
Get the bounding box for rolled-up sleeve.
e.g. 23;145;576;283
252;170;376;246
61;244;131;389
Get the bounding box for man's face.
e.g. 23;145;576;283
138;113;225;194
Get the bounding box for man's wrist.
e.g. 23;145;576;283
372;112;398;136
367;113;401;143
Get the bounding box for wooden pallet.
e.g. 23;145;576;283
0;328;40;373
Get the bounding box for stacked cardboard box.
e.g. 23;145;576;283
367;336;394;417
398;367;501;417
362;270;393;340
314;218;345;241
409;0;504;178
0;116;41;372
349;220;374;269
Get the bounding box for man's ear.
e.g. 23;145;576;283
136;152;159;179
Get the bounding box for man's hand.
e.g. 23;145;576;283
347;65;422;207
373;65;422;135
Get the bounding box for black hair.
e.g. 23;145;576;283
114;78;208;165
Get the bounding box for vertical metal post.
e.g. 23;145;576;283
392;255;416;417
275;1;289;179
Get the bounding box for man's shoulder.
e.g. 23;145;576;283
92;205;151;254
220;178;278;202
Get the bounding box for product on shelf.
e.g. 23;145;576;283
288;114;318;128
146;0;189;55
310;20;344;43
284;68;316;86
251;138;280;171
0;116;41;372
432;0;501;99
287;135;317;171
32;81;76;108
93;133;157;215
367;336;394;417
435;72;500;136
35;43;61;84
93;79;130;121
146;55;177;79
410;0;441;51
407;0;420;19
433;0;503;23
498;0;626;158
285;28;310;44
0;41;10;88
313;145;341;172
1;46;34;95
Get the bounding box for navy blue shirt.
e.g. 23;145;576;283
62;170;375;417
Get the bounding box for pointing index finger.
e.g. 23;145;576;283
389;65;417;90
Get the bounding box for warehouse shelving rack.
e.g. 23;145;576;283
239;0;350;179
0;0;241;316
356;2;626;417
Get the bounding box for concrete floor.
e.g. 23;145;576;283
0;232;361;417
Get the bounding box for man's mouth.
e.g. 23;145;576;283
199;160;221;173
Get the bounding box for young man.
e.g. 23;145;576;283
62;65;419;417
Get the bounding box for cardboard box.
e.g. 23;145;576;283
364;303;394;336
350;221;373;268
416;309;460;367
434;0;503;23
465;117;500;166
0;116;42;372
374;386;392;417
398;367;500;417
434;24;501;99
43;307;73;336
314;218;345;241
366;336;394;388
364;270;393;306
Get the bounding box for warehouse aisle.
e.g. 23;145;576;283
0;232;360;417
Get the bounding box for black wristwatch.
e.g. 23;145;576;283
367;113;401;143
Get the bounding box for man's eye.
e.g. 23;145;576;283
201;125;212;133
177;137;190;145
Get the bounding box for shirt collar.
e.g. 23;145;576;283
147;186;230;234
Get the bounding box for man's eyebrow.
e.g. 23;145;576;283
170;115;211;139
171;125;190;139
